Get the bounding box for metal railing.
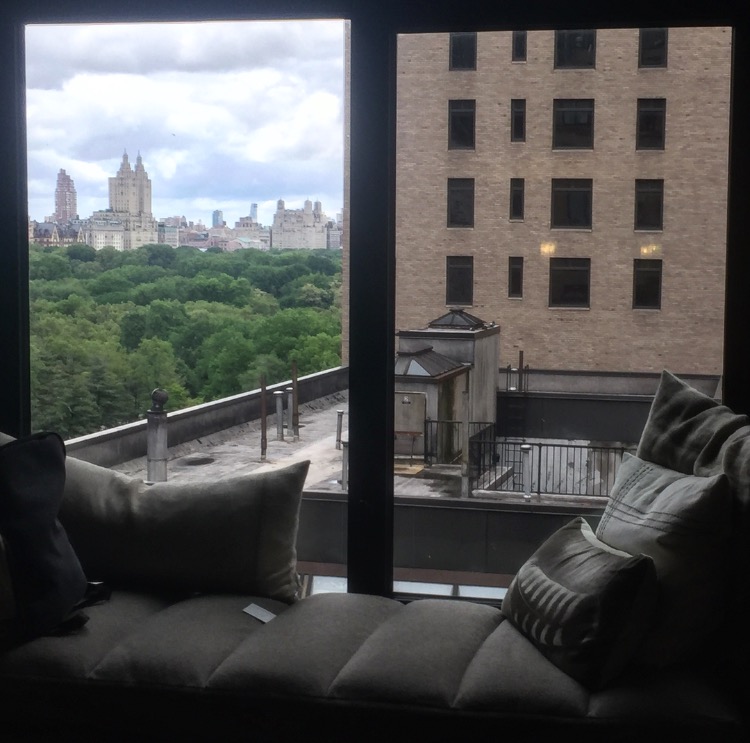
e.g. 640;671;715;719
424;419;462;465
470;435;630;498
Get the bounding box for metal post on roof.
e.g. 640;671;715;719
146;388;169;484
286;387;294;440
274;390;285;441
260;375;267;461
336;409;344;449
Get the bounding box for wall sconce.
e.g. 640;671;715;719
540;242;556;256
640;244;661;257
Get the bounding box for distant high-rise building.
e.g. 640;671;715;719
54;169;77;224
83;151;158;250
212;209;224;227
271;198;330;249
250;203;258;222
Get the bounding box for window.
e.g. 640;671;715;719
447;178;475;227
508;256;523;298
549;258;591;307
551;178;593;229
555;30;596;68
635;179;664;230
450;32;477;70
639;28;668;67
636;98;666;150
448;99;476;149
633;259;662;308
446;256;474;304
511;99;526;142
512;30;527;61
553;99;594;149
509;178;524;220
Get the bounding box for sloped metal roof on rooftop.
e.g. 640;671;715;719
428;309;489;330
395;345;466;378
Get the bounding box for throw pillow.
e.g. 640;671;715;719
501;516;657;689
57;457;310;603
0;433;88;643
596;453;731;667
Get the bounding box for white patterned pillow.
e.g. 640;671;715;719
501;517;657;689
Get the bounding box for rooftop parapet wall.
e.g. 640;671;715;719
66;366;349;467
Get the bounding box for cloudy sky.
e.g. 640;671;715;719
25;20;345;228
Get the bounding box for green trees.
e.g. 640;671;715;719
29;242;342;438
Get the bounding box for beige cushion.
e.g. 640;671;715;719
597;453;731;666
55;457;309;603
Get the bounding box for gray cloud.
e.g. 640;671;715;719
25;20;345;228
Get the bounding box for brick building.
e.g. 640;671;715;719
393;28;732;376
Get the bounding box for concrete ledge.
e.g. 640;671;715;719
66;366;349;467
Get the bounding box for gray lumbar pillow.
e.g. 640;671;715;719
55;455;309;603
596;452;731;666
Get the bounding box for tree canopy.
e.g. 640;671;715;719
29;242;342;438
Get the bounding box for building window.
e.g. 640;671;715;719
509;178;524;220
554;30;596;68
508;256;523;298
512;30;527;61
511;99;526;142
450;32;477;70
549;257;591;307
636;98;666;150
553;99;594;149
551;178;593;229
639;28;668;67
447;178;475;227
446;256;474;304
633;259;662;308
635;179;664;230
448;99;476;149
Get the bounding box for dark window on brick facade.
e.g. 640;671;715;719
636;98;666;150
635;179;664;230
447;178;475;227
512;30;527;61
509;178;524;220
448;99;476;149
450;32;477;70
511;99;526;142
551;178;592;228
639;28;668;67
446;256;474;304
549;257;590;307
508;256;523;298
633;259;662;308
555;30;596;68
553;99;594;148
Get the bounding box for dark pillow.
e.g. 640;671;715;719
501;517;657;689
0;433;88;643
597;452;731;667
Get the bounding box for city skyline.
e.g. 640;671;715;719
25;20;345;228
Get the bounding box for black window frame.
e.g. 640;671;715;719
508;256;524;298
449;31;477;70
639;28;668;68
551;178;593;229
633;258;663;309
446;255;474;305
512;30;527;61
549;257;591;308
553;99;595;149
510;99;526;142
554;29;596;68
447;177;475;227
448;99;476;149
635;178;664;231
509;178;524;220
636;98;667;150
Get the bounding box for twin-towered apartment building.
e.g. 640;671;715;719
389;27;731;377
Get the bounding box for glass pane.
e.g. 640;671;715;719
395;27;730;599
